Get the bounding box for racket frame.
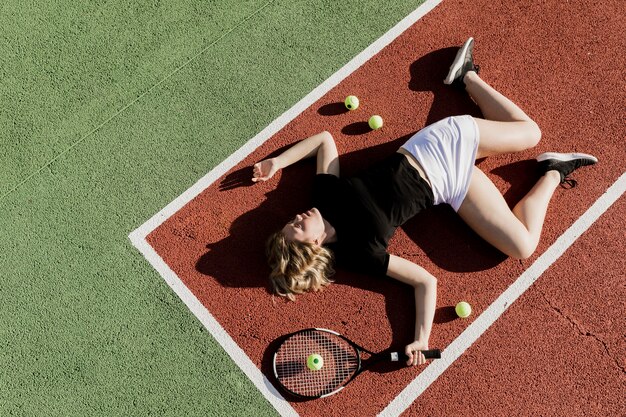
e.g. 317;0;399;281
272;327;441;399
272;328;359;398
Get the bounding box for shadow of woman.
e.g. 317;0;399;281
195;159;317;289
408;46;482;125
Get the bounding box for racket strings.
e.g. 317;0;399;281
275;329;359;397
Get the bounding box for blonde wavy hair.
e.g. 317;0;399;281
265;231;335;301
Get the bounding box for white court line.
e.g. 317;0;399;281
129;0;443;237
129;1;444;415
128;233;299;416
379;172;626;417
128;0;625;415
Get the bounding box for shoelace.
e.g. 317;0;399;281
561;177;578;189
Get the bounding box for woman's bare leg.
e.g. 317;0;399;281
465;71;532;122
464;71;542;158
457;71;558;258
458;167;560;259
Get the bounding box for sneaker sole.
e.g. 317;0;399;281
444;37;474;85
536;152;598;163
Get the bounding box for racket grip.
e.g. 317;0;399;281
392;349;441;361
421;349;441;359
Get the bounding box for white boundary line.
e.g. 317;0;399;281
379;172;626;417
127;0;624;414
127;233;299;416
128;2;443;415
129;2;444;412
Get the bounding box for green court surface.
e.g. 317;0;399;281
0;1;427;415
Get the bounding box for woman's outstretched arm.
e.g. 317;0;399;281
386;254;437;366
252;131;339;182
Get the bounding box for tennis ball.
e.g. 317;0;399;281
345;95;359;111
306;354;324;371
455;301;472;318
368;115;383;130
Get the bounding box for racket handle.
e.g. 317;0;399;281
392;349;441;361
421;349;441;359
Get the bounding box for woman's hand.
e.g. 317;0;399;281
252;158;280;182
405;339;429;367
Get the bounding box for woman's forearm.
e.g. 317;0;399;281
385;255;437;347
275;131;331;169
414;276;437;344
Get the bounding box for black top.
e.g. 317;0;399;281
312;152;434;276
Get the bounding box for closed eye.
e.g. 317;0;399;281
288;216;302;228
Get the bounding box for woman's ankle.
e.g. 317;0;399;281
463;70;479;86
543;170;562;183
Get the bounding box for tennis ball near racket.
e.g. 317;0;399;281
344;95;359;111
368;115;383;130
455;301;472;318
306;354;324;371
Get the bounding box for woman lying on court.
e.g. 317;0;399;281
251;38;597;367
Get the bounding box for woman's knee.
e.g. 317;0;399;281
509;236;537;260
524;120;542;149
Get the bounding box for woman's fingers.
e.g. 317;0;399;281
405;347;427;366
410;351;425;366
252;160;277;183
252;163;265;182
405;347;416;366
252;173;267;182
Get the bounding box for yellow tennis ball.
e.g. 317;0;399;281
344;95;359;110
368;115;383;130
455;301;472;318
306;354;324;371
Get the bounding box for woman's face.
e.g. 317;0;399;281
282;207;325;244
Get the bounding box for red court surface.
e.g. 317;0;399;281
409;196;625;416
145;0;625;415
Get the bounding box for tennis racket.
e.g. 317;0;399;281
272;328;441;399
